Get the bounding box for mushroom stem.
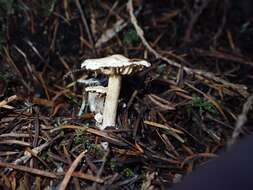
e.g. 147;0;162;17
102;75;122;129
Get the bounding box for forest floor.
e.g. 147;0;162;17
0;0;253;189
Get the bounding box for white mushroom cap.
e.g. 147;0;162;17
81;54;151;75
85;86;107;94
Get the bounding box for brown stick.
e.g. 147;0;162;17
0;161;57;178
228;93;253;147
58;151;87;190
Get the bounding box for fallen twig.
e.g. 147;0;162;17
95;19;128;47
10;134;62;167
180;152;218;167
92;150;109;189
0;161;103;183
69;172;104;183
228;93;253;147
0;140;31;147
58;151;87;190
0;161;57;178
0;95;18;108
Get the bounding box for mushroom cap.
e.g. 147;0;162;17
81;54;151;75
85;86;107;94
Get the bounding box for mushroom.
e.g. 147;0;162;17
82;54;151;129
85;86;107;114
85;86;107;130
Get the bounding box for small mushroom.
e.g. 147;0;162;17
82;54;151;129
85;85;107;115
85;86;107;130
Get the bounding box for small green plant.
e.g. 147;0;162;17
74;135;82;144
75;128;84;136
89;144;104;157
187;95;217;114
74;128;85;144
73;129;101;151
65;94;79;105
123;29;140;45
109;159;119;171
83;139;92;149
74;131;104;157
122;168;134;177
41;153;49;161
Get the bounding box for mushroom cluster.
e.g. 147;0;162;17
82;54;150;130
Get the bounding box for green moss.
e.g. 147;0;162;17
187;95;217;114
123;29;140;45
109;159;119;171
122;168;135;177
